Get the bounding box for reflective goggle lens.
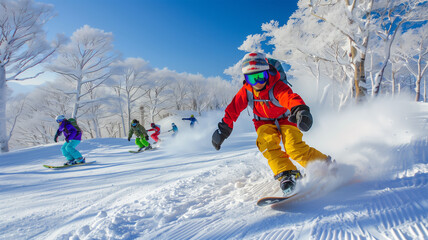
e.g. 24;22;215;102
132;123;137;127
56;119;62;123
245;71;268;86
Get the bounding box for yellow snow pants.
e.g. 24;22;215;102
256;124;328;176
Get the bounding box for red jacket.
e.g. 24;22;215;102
223;69;306;131
148;125;160;135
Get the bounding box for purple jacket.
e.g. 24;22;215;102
57;120;82;141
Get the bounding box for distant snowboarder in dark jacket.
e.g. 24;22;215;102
128;119;152;152
182;115;198;128
54;115;85;165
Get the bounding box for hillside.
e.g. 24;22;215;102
0;101;427;240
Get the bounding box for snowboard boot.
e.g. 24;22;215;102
75;157;85;164
275;170;302;196
144;145;153;151
325;155;338;174
64;159;76;165
326;155;335;165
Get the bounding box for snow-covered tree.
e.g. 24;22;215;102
243;0;374;104
233;0;428;107
169;76;189;111
0;0;58;152
80;82;110;138
8;81;74;147
393;24;428;101
144;69;171;123
186;74;233;115
205;76;238;110
49;25;117;120
389;48;407;96
159;70;191;111
110;57;152;133
371;0;428;96
304;0;375;101
187;74;209;114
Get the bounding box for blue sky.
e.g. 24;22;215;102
38;0;298;81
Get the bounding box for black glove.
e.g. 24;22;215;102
128;137;131;141
212;120;233;150
288;105;313;132
145;135;149;141
54;132;59;143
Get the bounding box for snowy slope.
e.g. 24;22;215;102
0;100;427;240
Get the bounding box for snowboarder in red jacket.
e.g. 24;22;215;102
211;52;331;196
148;123;161;143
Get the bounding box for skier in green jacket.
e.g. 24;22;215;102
128;119;152;152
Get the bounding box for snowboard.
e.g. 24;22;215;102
257;193;298;207
129;150;143;153
129;147;158;153
43;161;96;169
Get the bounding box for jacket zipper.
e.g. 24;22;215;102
254;91;270;118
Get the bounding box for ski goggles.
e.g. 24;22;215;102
244;71;269;86
56;119;63;123
132;123;137;127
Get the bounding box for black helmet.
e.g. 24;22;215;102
132;119;139;124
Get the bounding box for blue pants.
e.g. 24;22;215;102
61;140;83;160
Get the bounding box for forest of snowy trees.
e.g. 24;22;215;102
1;0;427;152
233;0;428;107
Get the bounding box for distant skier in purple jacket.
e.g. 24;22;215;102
54;115;85;165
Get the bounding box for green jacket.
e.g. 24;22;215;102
128;124;148;139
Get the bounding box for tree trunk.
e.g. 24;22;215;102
87;120;95;139
0;65;9;152
126;96;131;132
351;46;359;99
115;87;127;137
424;77;427;102
373;22;403;97
359;54;367;95
119;101;126;137
373;56;389;96
92;118;101;138
192;99;197;111
391;70;396;97
73;78;83;118
352;47;367;102
140;106;145;127
415;74;421;102
315;60;321;101
415;52;424;102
